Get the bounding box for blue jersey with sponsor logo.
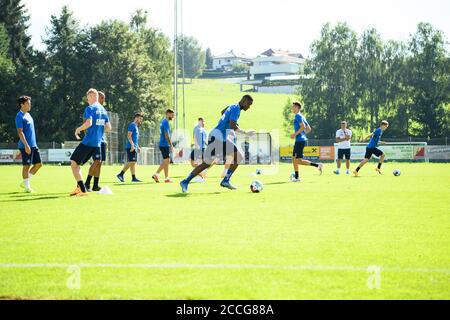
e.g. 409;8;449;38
15;111;37;149
159;118;171;147
214;103;241;141
367;128;382;148
82;102;109;147
126;122;139;149
294;113;308;142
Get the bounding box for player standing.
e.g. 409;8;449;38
15;96;43;193
334;120;352;175
85;91;108;191
290;102;323;182
117;114;144;183
69;89;111;196
152;109;175;183
190;117;208;181
180;95;255;193
353;120;389;176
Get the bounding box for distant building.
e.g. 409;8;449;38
212;50;253;71
240;49;305;94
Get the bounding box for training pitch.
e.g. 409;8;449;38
0;163;449;299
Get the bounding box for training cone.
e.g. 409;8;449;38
98;186;113;195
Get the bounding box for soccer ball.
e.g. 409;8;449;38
250;180;263;193
256;169;262;175
393;169;401;177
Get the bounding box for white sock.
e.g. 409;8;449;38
29;173;34;180
24;178;30;189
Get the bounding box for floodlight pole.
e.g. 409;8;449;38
173;0;178;132
181;0;186;133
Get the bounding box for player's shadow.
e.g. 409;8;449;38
165;192;221;198
264;181;291;186
8;192;68;198
0;196;62;203
113;182;153;186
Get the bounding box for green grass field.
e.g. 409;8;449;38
183;79;296;145
1;163;449;299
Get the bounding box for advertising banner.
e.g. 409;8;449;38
0;150;14;163
48;149;75;162
319;146;335;161
426;146;450;160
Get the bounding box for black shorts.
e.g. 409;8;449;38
70;143;99;165
337;148;351;160
126;148;138;162
293;141;306;159
92;142;107;162
160;146;170;160
365;147;383;159
20;147;42;165
190;148;205;161
204;135;239;164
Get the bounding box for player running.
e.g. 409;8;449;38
15;96;43;193
353;120;389;176
290;102;323;182
180;95;255;193
334;120;352;175
117;113;144;183
69;89;111;196
85;91;108;191
190;117;208;181
152;109;175;183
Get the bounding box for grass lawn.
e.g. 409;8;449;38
0;163;449;299
182;79;296;145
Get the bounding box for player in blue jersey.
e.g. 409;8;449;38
15;96;43;193
70;89;111;196
85;91;108;191
290;102;323;182
354;120;389;176
152;109;175;183
180;95;255;193
116;113;144;183
190;117;208;181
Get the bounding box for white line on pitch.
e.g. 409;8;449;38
0;263;449;274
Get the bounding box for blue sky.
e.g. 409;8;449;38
24;0;450;57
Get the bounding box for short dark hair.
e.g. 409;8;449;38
166;109;175;114
198;117;204;121
292;101;302;110
98;91;106;99
242;94;253;102
17;96;31;108
381;120;389;126
134;113;143;118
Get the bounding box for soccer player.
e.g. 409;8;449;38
152;109;175;183
70;89;111;196
353;120;389;176
190;117;208;181
15;96;42;193
85;91;108;191
117;114;144;183
180;95;256;193
334;120;352;175
290;101;323;182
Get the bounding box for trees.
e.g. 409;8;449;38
300;23;359;138
176;35;205;78
407;23;449;137
205;48;213;69
288;22;450;140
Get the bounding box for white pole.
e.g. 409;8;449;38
174;0;178;132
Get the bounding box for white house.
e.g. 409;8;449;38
240;49;305;94
212;50;253;71
250;49;304;79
